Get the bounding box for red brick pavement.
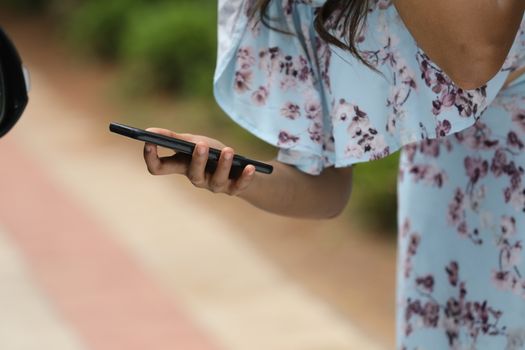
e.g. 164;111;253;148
0;136;221;350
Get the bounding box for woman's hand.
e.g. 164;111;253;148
143;128;256;196
142;128;353;219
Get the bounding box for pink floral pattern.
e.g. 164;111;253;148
217;0;525;175
216;1;525;348
398;86;525;349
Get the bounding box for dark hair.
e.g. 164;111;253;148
249;0;372;68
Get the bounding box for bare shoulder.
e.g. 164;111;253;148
393;0;525;89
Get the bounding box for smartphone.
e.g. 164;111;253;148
109;122;273;178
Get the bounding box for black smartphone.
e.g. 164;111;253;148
109;122;273;178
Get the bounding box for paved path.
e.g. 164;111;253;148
0;65;387;350
0;225;85;350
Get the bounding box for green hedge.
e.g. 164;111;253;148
64;0;216;96
350;152;399;234
120;2;216;96
65;0;144;60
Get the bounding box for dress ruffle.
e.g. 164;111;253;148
214;0;523;175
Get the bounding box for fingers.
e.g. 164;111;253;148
142;130;257;196
143;143;161;174
228;165;256;196
143;143;190;175
187;142;209;187
209;147;234;193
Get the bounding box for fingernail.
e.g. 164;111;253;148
224;152;233;161
197;146;206;155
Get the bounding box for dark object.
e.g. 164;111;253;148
109;122;274;178
0;27;29;138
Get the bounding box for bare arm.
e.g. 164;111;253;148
394;0;525;89
143;128;353;219
238;160;353;219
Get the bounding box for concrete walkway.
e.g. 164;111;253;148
0;226;86;350
0;66;387;350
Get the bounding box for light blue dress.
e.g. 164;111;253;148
214;0;525;348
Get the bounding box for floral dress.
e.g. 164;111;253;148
215;0;525;348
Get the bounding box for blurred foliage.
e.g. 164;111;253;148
65;0;141;60
120;2;216;96
349;153;399;235
63;0;216;96
0;0;400;234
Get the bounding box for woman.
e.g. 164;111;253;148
143;0;525;348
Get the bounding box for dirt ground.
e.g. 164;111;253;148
1;11;398;348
